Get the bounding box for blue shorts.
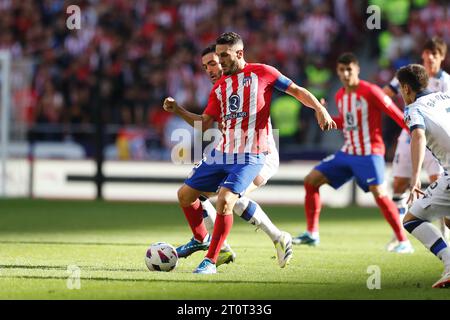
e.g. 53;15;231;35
315;151;385;192
184;150;265;196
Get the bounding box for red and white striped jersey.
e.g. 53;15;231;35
204;63;292;154
334;80;407;156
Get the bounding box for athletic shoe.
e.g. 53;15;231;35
216;245;236;267
292;231;320;246
385;235;398;252
432;270;450;288
193;258;217;274
274;231;293;268
176;235;210;258
389;241;414;254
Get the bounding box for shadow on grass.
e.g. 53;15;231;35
0;274;330;286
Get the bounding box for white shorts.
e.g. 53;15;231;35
410;172;450;221
392;129;443;178
258;148;280;185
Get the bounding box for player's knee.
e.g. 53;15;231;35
402;212;423;233
370;185;386;198
304;170;323;187
445;218;450;229
177;186;196;207
393;178;409;193
252;175;265;188
216;193;237;215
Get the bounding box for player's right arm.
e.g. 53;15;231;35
405;106;427;203
163;97;215;131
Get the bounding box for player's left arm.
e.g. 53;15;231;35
285;83;336;131
264;65;336;131
406;107;427;204
371;84;409;131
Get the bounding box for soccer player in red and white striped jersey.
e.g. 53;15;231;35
293;52;414;253
165;32;336;273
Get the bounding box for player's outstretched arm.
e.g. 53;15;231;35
163;97;214;131
408;128;426;204
285;83;337;131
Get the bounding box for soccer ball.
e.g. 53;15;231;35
145;242;178;272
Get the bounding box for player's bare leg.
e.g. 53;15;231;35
370;184;413;253
293;169;329;245
194;187;238;274
175;185;211;258
403;213;450;288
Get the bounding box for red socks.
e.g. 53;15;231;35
206;214;233;263
375;196;407;242
304;183;321;233
181;199;208;242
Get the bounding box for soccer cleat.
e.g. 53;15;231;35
385;235;398;252
216;245;236;267
176;235;210;258
432;270;450;288
389;241;414;254
292;231;320;246
193;258;217;274
274;231;293;268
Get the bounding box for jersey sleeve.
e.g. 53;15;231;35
404;105;426;132
262;65;293;92
203;86;221;121
370;83;408;130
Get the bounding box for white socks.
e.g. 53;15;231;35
233;196;282;242
405;219;450;269
392;193;408;221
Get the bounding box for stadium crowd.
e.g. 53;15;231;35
0;0;448;159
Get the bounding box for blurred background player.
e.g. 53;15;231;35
173;45;287;269
397;64;450;288
383;37;450;244
165;32;336;274
293;52;413;253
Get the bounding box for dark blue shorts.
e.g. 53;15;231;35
315;151;385;192
184;150;265;196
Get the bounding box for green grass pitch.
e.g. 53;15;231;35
0;199;448;299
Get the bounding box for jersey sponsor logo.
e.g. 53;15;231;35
345;112;358;131
228;94;240;112
224;111;248;121
366;177;376;183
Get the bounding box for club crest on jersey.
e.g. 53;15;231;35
243;76;252;87
228;94;240;112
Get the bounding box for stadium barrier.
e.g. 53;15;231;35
1;159;431;207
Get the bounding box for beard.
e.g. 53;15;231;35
223;60;238;76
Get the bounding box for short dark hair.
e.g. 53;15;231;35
216;32;244;47
396;64;429;93
423;37;447;57
201;44;216;57
337;52;359;65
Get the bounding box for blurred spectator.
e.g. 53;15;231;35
3;0;367;160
